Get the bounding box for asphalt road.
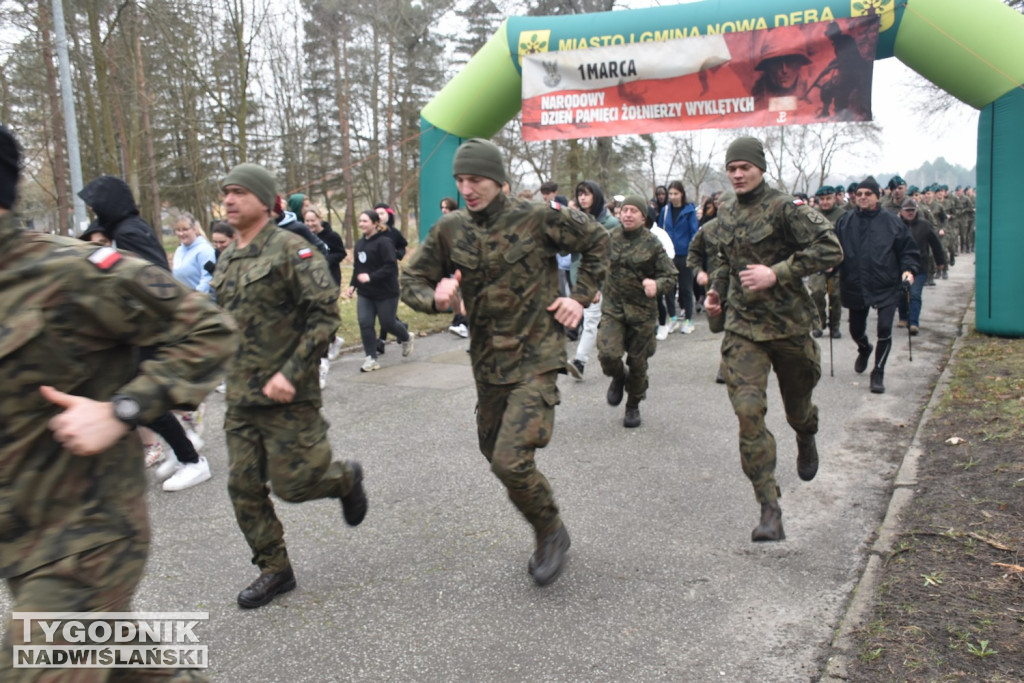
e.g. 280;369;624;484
2;255;975;682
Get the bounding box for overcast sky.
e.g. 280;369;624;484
867;57;979;173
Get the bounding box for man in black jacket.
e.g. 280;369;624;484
834;177;921;394
896;198;946;335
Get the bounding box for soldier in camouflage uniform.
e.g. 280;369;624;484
807;185;845;339
687;202;730;383
704;137;843;542
401;138;608;586
880;176;907;215
964;186;976;253
0;125;234;682
938;185;958;266
212;163;368;609
597;195;677;428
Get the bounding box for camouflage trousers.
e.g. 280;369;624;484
807;272;842;332
225;403;357;573
475;372;562;536
721;332;821;504
1;537;207;683
596;313;657;406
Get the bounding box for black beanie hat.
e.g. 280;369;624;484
0;125;21;210
725;136;766;171
857;176;881;197
452;138;508;186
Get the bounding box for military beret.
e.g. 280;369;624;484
887;175;906;190
815;185;832;197
847;182;859;193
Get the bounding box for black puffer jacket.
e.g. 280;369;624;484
835;207;920;309
78;176;168;270
350;230;398;300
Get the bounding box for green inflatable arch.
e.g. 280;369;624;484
419;0;1024;336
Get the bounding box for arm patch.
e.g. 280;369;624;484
88;247;122;271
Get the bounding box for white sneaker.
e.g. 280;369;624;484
156;457;181;480
402;333;415;357
667;317;680;333
319;358;330;389
162;457;212;492
144;443;164;468
328;336;345;361
448;323;469;338
656;324;670;341
680;319;695;334
360;356;380;372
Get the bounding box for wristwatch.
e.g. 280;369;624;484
110;394;142;430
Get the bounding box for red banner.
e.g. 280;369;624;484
521;17;879;141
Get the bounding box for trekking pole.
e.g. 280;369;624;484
903;279;913;362
826;274;835;377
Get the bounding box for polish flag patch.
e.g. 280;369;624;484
793;199;805;206
88;247;122;271
550;200;562;211
298;247;313;259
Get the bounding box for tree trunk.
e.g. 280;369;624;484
39;0;71;235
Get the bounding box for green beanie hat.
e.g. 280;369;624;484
287;193;306;216
222;163;276;210
452;138;508;186
621;194;648;215
725;136;766;171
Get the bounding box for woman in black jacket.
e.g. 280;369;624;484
348;210;413;372
304;207;346;287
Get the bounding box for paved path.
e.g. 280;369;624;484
2;256;976;681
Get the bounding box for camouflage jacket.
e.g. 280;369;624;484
402;194;608;385
686;217;726;282
819;204;847;227
212;219;339;408
0;212;236;578
603;225;677;324
710;181;844;341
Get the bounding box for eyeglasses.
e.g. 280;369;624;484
855;191;875;197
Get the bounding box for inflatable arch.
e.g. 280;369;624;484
418;0;1024;336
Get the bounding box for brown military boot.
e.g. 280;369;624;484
751;500;785;542
796;434;818;481
530;524;571;586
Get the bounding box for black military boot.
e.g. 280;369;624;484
237;567;297;608
715;364;726;384
830;328;842;339
530;524;571;586
340;461;368;526
870;370;885;394
751;500;785;542
854;340;873;374
623;402;641;428
796;434;819;481
606;369;627;406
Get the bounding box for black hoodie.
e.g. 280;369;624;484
79;176;169;270
575;180;618;229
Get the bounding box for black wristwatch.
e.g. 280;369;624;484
111;394;142;430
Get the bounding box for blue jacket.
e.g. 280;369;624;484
172;235;216;294
660;203;699;257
